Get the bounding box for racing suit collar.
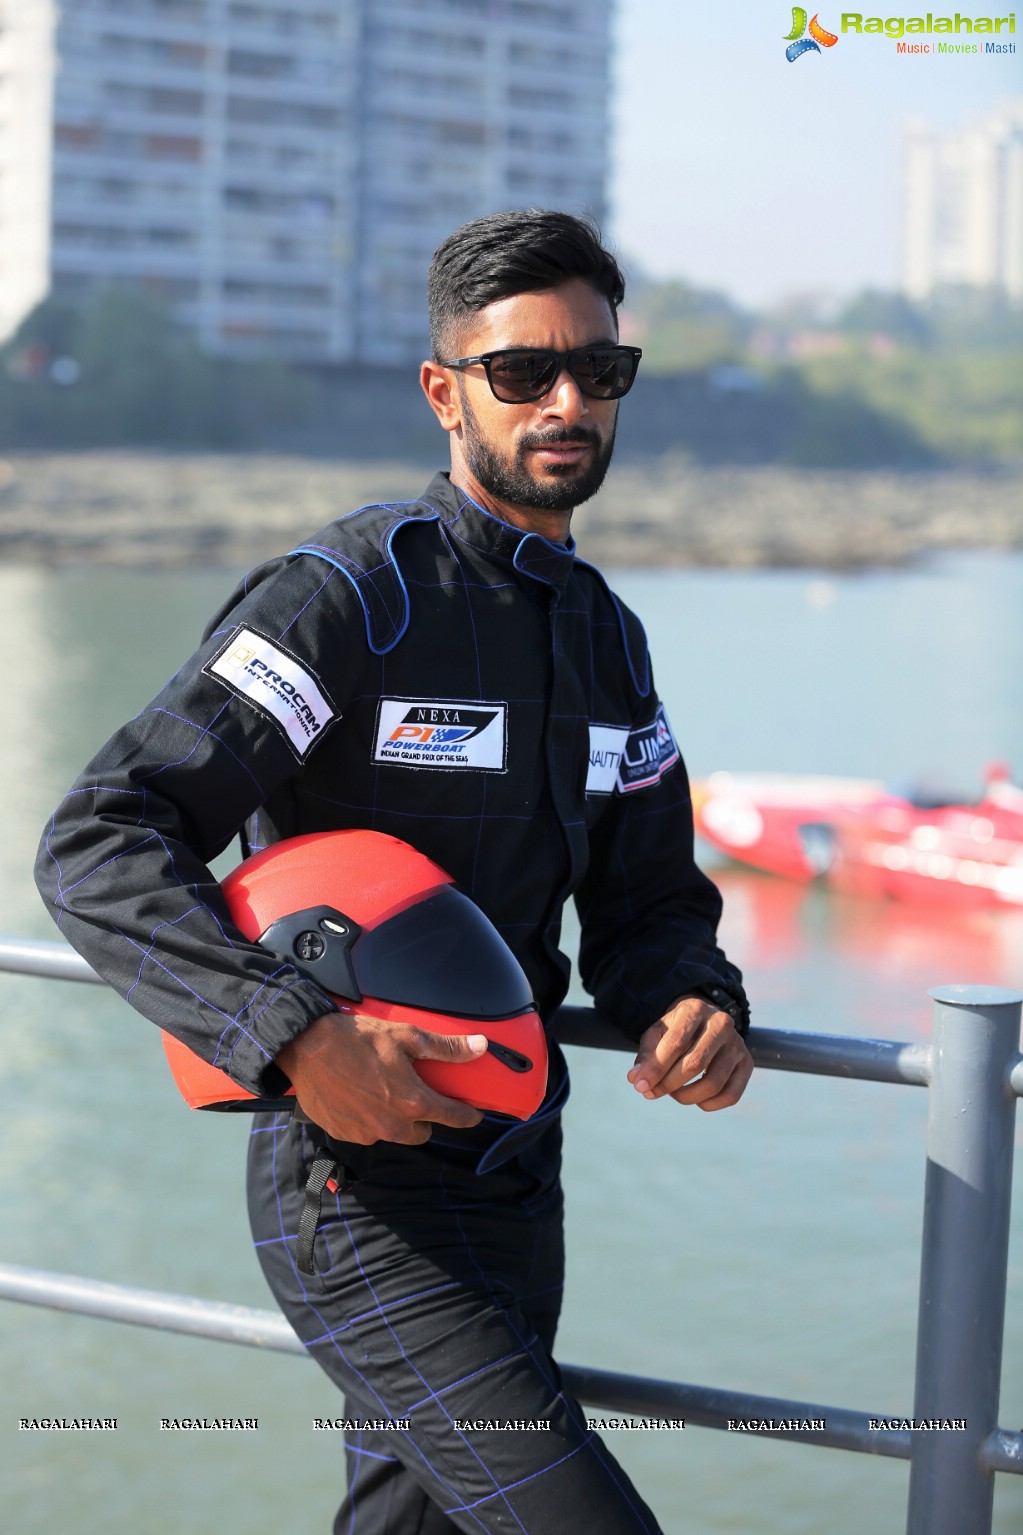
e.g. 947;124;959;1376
428;472;576;591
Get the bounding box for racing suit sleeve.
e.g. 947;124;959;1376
573;698;748;1046
33;554;365;1098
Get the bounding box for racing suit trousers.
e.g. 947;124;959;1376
247;1112;664;1535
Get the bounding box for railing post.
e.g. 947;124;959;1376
906;984;1022;1535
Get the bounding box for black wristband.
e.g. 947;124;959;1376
686;984;751;1037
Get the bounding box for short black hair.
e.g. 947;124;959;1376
427;209;626;359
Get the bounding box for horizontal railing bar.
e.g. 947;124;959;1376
982;1428;1023;1473
4;953;1020;1518
564;1361;912;1459
747;1027;931;1087
0;935;106;985
555;1007;934;1087
5;1261;1000;1465
2;938;936;1088
1010;1054;1023;1099
0;1261;304;1353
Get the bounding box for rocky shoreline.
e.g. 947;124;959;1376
0;451;1020;570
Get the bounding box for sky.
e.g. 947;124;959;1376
609;0;1023;307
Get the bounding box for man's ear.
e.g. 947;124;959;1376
420;362;462;433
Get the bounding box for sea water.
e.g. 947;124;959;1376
1;550;1021;1534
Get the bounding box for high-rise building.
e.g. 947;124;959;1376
0;0;611;362
901;101;1023;304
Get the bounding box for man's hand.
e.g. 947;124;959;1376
627;994;753;1112
275;1011;488;1145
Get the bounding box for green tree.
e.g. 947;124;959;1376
72;287;229;443
7;296;81;358
924;286;1023;352
0;287;317;449
623;279;750;372
836;289;931;344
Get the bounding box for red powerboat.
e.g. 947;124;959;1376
692;765;1023;907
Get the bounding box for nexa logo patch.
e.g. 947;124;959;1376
373;697;507;771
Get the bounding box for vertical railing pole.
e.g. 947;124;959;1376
906;984;1022;1535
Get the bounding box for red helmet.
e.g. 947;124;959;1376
162;830;548;1120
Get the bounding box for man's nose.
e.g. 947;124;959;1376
539;367;589;424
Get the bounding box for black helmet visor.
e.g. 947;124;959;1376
353;886;535;1021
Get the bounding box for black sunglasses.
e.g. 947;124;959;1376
437;345;642;403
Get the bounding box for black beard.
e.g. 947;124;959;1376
458;386;617;515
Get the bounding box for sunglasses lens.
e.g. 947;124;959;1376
572;348;638;399
482;348;639;402
487;351;560;401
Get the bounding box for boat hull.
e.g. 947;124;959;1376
692;772;1023;906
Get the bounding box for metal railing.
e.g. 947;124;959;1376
1;935;1020;1534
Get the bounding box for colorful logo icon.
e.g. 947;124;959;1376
784;8;839;59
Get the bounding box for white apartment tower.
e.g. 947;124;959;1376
902;102;1023;304
0;0;612;362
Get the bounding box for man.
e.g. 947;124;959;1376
36;210;752;1534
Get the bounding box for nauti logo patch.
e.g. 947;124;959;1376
206;627;335;758
373;698;507;771
587;725;630;795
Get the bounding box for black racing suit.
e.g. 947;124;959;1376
36;471;748;1535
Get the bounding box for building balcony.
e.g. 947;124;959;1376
54;47;209;86
52;182;202;214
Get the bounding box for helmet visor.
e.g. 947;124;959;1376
353;886;535;1021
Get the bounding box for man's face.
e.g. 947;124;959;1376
444;279;621;518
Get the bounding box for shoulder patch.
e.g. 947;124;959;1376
205;627;336;759
617;704;680;793
587;724;630;795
